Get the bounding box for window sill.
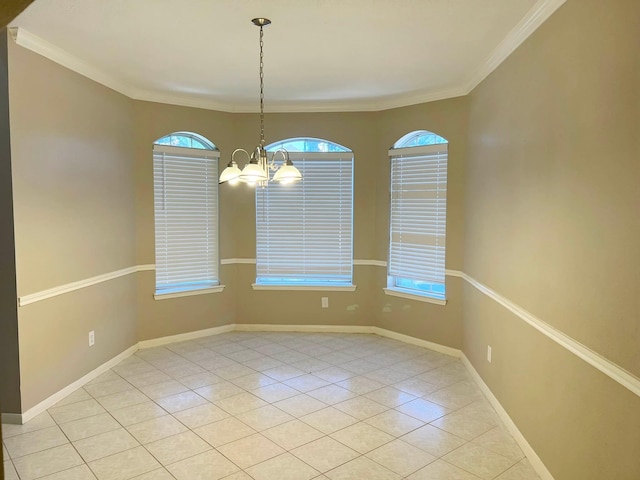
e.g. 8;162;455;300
383;288;447;306
154;285;225;300
252;284;357;292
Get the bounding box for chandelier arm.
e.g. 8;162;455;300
231;148;252;164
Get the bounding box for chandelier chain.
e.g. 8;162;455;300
259;25;265;147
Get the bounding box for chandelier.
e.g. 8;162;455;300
219;18;302;187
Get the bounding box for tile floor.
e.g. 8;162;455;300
2;332;541;480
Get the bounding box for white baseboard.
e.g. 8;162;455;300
373;327;461;358
461;354;555;480
18;344;139;424
234;323;375;334
138;324;236;349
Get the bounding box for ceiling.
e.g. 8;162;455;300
9;0;564;112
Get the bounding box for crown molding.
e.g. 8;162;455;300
9;1;565;112
464;0;567;93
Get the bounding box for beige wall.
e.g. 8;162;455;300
464;0;640;478
8;39;138;410
0;30;21;414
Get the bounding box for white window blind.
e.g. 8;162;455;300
153;145;220;294
388;143;448;300
256;152;354;286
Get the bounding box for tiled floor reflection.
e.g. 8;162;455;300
2;332;541;479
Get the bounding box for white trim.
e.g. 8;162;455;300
152;144;220;158
461;272;640;398
373;327;461;357
353;259;387;267
18;345;139;424
464;0;566;93
137;264;155;271
138;324;235;349
234;324;375;334
154;285;225;300
462;354;555;480
383;288;447;306
221;258;256;265
18;266;144;307
252;284;357;292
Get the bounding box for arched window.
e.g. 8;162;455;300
154;132;216;150
152;132;221;298
255;138;354;288
386;130;448;304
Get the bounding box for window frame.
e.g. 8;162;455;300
386;132;448;305
152;139;223;300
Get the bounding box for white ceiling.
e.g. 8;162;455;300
9;0;565;112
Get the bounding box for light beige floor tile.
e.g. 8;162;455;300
52;388;93;408
245;452;319;480
365;409;425;437
172;403;229;429
110;401;168;427
366;439;436;476
73;428;139;462
140;380;190;400
225;348;264;363
336;376;385;394
13;444;83;480
300;407;358;434
455;402;500;427
334;397;388;420
86;371;122;386
155;391;209;413
145;430;211;465
84;379;135;398
113;361;157;378
4;460;19;480
430;411;495;441
126;415;188;444
38;464;97;479
305;384;357;405
126;370;172;388
235;404;293;431
242;357;284;372
211;363;257;380
130;468;175;479
311;367;355;383
2;412;56;439
291;436;359;473
330;422;394;454
193;417;256;447
283;374;331;393
395;398;450;423
48;399;107;424
393;378;440;397
216;433;285;469
363;386;417;408
472;427;525;463
407;459;483;480
426;386;481;410
251;383;300;403
167;450;239;480
163;363;206;379
96;389;149;411
88;446;160;480
262;419;324;450
325;456;401;480
495;459;541;480
262;365;306;382
273;394;327;417
194;381;244;402
3;443;9;459
229;373;277;390
4;425;68;458
59;412;121;441
220;472;253;480
417;368;468;388
400;424;467;457
444;443;516;480
179;372;224;389
214;392;268;415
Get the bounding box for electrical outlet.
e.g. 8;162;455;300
89;331;95;347
321;297;329;308
487;345;492;363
